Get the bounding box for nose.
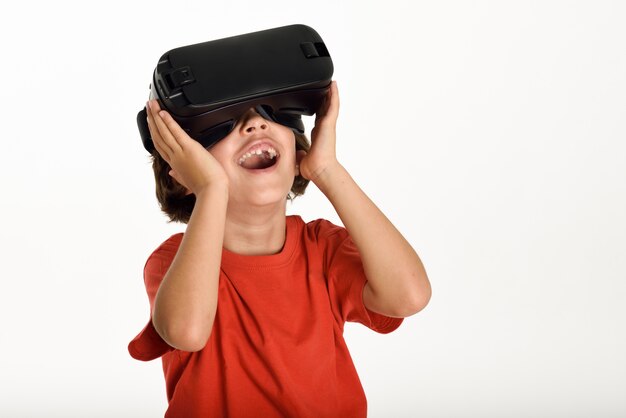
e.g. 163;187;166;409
240;108;268;134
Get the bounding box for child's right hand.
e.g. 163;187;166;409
146;100;229;196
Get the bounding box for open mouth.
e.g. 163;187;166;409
238;144;279;170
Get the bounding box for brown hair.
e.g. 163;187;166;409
150;132;311;223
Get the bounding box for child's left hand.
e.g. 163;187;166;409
298;80;340;182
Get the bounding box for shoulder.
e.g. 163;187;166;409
293;217;353;264
298;216;348;242
144;233;184;274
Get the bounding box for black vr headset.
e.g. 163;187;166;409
137;24;334;153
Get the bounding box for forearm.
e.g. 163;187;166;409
152;185;228;351
314;163;431;316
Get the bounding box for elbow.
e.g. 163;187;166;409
399;273;432;318
152;316;213;352
172;329;211;353
365;275;432;318
394;290;430;318
407;284;432;316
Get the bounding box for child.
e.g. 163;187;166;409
128;81;431;417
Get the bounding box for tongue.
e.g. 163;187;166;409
241;154;275;170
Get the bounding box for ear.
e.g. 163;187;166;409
295;150;307;175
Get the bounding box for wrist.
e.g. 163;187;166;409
312;161;348;195
195;180;229;202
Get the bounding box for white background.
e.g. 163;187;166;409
1;1;624;416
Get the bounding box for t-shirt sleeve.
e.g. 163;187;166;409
128;234;182;361
321;221;404;334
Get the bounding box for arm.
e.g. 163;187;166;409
146;100;229;351
316;164;430;318
152;188;227;351
300;82;431;318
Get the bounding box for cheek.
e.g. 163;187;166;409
276;128;298;161
207;143;233;166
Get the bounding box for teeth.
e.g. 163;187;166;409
238;146;279;165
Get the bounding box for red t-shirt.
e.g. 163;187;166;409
129;216;403;417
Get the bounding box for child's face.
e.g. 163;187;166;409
206;108;299;208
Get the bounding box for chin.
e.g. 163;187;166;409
232;187;292;209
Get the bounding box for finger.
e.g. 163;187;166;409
150;105;183;155
149;120;170;161
315;81;339;125
146;103;172;160
157;110;196;151
315;97;329;122
146;103;168;152
147;100;176;154
149;98;162;112
325;80;340;119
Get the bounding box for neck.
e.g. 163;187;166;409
223;201;288;256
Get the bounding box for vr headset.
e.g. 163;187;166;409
137;24;334;153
